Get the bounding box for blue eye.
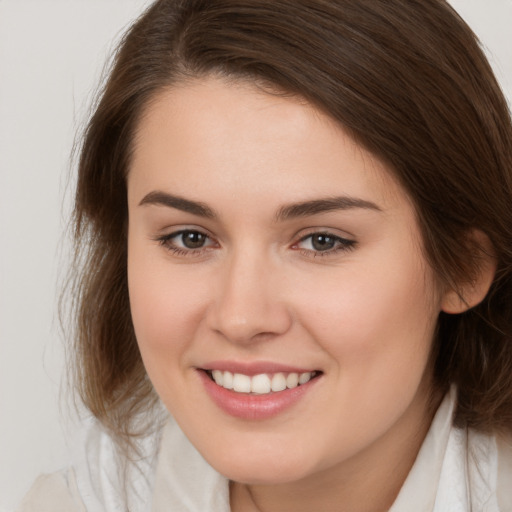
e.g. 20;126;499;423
296;232;356;255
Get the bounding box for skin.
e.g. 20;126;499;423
127;77;449;512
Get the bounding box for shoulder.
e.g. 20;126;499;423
16;416;162;512
17;470;86;512
496;432;512;511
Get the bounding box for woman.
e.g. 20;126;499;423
19;0;512;510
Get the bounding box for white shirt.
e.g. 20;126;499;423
17;388;512;511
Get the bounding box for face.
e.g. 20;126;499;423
127;77;444;486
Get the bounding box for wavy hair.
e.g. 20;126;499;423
69;0;512;446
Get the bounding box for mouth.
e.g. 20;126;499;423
198;365;323;420
203;369;322;395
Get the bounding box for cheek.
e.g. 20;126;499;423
295;246;440;381
127;241;207;368
291;254;440;454
127;244;215;419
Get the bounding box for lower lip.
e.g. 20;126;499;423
198;370;320;420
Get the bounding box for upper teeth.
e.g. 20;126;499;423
210;370;316;394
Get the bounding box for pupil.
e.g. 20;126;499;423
183;231;205;249
312;234;335;251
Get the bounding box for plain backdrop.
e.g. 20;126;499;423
0;1;510;510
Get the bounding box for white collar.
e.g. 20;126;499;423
391;386;501;512
151;419;229;512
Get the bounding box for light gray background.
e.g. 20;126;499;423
0;1;510;510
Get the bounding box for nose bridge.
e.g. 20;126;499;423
208;242;291;343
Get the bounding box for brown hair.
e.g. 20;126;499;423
70;0;512;444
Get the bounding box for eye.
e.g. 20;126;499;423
295;232;356;255
156;229;217;255
176;230;209;249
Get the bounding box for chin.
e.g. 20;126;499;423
204;447;318;485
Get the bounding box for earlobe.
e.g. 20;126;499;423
441;230;497;314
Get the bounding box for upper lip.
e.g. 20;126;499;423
199;360;319;376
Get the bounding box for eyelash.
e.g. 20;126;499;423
155;229;217;257
155;229;357;258
294;232;357;257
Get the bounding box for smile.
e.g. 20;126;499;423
207;370;320;395
199;366;322;420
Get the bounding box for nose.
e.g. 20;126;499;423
206;248;292;344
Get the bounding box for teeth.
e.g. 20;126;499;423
233;373;251;393
286;373;299;389
212;370;223;386
251;374;271;394
271;373;287;392
299;372;312;385
209;370;317;394
223;371;233;390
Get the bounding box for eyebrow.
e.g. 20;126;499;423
139;191;216;218
276;196;381;221
139;191;381;220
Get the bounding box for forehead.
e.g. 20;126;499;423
129;77;410;214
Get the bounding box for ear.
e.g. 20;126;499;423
441;230;497;314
